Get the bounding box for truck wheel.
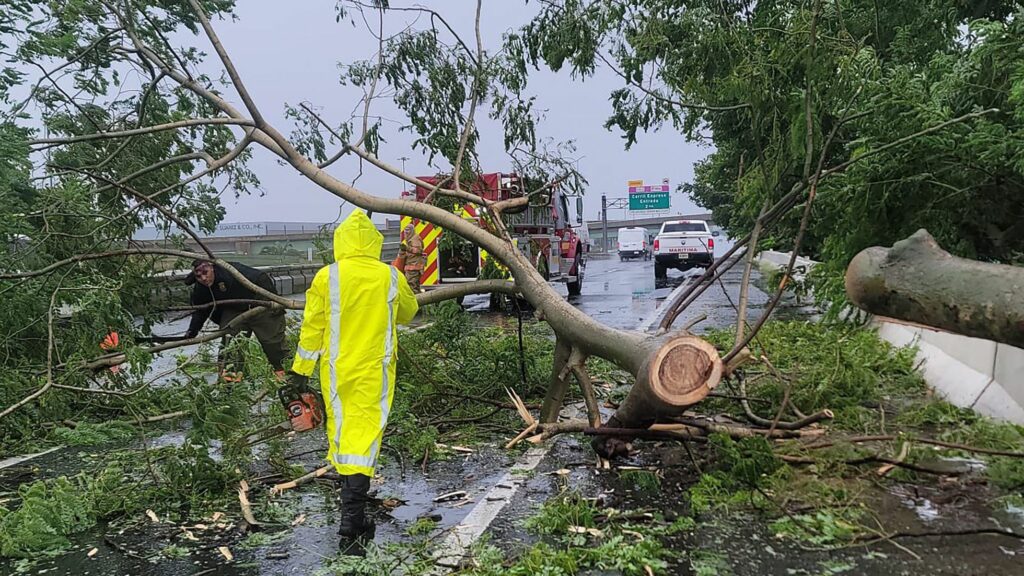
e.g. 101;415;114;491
567;253;583;296
655;262;667;280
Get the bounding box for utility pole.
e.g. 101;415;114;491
601;196;630;252
601;194;609;253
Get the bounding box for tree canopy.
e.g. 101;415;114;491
520;0;1024;307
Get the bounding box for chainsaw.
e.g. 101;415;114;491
240;384;324;447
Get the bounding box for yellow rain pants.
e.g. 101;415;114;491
291;210;419;476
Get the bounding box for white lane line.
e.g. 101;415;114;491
428;444;549;572
0;445;63;470
637;275;698;333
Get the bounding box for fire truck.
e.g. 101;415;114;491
399;172;589;297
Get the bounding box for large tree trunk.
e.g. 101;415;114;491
846;229;1024;348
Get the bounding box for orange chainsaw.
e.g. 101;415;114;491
241;383;324;447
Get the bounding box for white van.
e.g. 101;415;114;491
617;227;651;261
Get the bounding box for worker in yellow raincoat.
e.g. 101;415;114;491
287;209;419;556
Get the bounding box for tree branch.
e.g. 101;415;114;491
186;0;266;128
821;109;1000;179
52;165;217;258
414;279;518;306
450;0;484;197
28;117;253;146
0;286;61;419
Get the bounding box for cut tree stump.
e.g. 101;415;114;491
593;334;722;457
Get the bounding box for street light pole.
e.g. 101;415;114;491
398;156;410;195
601;194;609;253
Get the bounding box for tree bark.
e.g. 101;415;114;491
846;229;1024;348
540;338;572;423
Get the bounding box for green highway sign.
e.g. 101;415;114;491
628;191;670;210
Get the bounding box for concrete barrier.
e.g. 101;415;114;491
757;251;1024;424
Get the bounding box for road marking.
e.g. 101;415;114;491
637;275;697;333
0;445;62;470
428;444;549;572
425;402;582;573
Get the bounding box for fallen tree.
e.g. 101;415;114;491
846;229;1024;348
1;2;1009;460
0;0;729;444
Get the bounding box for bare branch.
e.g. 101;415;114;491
28;117;254;147
52;355;198;397
451;0;484;197
347;1;479;67
186;0;266;127
0;284;62;420
77;306;277;371
7;28;124;120
90;137;251;240
414;279;518;306
0;247;297;311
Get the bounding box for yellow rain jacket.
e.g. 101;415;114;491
291;210;419;476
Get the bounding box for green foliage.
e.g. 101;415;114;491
520;0;1024;315
463;537;670;576
709;434;781;488
525;491;598;535
0;0;257;447
0;440;242;559
389;308;555;458
406;516;438;536
689;550;733;576
769;510;863;546
0;477;95;558
687;473;761;516
704;321;925;430
49;421;136;446
160;544;190;559
238;530;290;549
619;470;661;494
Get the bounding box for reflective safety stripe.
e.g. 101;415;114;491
328;263;343;451
381;267;398;424
333;452;376;468
296;345;320;361
366;267;400;466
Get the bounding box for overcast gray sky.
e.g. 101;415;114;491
202;1;710;224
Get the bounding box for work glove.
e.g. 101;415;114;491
278;372;315;409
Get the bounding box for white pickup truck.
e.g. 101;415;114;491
653;220;716;280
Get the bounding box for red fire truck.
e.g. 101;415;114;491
400;172;589;296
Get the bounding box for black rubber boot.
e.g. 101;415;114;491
338;474;375;557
